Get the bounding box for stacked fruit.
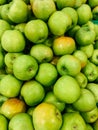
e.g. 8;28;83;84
0;0;98;130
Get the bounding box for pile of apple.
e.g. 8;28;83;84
1;0;98;130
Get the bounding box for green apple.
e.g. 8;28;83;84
75;72;88;88
27;107;35;116
43;91;65;112
56;54;81;76
86;123;93;130
93;119;98;130
14;23;26;33
80;44;94;58
88;0;98;8
72;88;96;112
56;0;76;9
53;75;81;104
81;106;98;123
75;25;96;46
21;80;45;106
30;44;53;63
94;24;98;40
48;11;72;36
0;74;23;98
86;83;98;103
82;61;98;82
0;114;8;130
35;62;58;88
73;50;88;69
24;19;48;44
73;0;84;8
8;0;28;23
0;95;8;107
61;112;87;130
65;104;77;113
9;113;34;130
13;54;38;81
4;52;23;69
1;29;26;52
0;0;7;5
76;4;92;25
62;7;78;28
0;98;26;119
0;19;11;41
32;0;56;21
90;49;98;65
52;36;76;56
92;6;98;20
33;102;62;130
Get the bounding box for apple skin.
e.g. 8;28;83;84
56;54;81;76
86;123;93;130
90;49;98;65
0;114;8;130
88;0;98;8
8;113;34;130
32;102;62;130
53;75;81;104
61;112;87;130
13;54;38;81
21;80;45;106
93;119;98;130
1;29;26;52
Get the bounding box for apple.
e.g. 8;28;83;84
13;54;38;81
82;61;98;82
65;104;77;113
32;0;56;21
0;98;26;119
35;62;58;88
0;51;4;69
43;91;66;112
50;56;60;66
4;52;23;69
81;106;98;123
0;74;23;98
86;123;93;130
21;80;45;106
76;4;92;25
56;54;81;76
75;25;96;46
0;114;8;130
88;0;98;8
52;36;76;56
61;112;87;130
27;107;35;116
30;44;53;63
32;102;62;130
7;0;28;23
93;119;98;130
92;6;98;20
0;0;6;5
94;24;98;40
48;11;72;36
72;88;96;112
1;29;26;52
90;49;98;65
0;95;8;107
24;19;48;44
53;75;81;104
73;0;84;8
56;0;76;9
14;23;26;33
75;72;88;88
8;113;34;130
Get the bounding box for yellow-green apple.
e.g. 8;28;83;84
73;0;84;8
72;88;96;112
81;106;98;123
56;54;81;76
21;80;45;106
30;44;53;63
0;98;26;119
48;11;72;36
32;102;62;130
88;0;98;8
90;49;98;65
92;6;98;20
1;30;26;52
32;0;56;21
82;61;98;82
80;44;94;58
7;0;28;23
61;112;87;130
0;74;23;98
75;72;88;88
75;25;96;46
62;7;78;28
43;91;65;112
0;19;11;41
76;4;92;25
52;36;76;56
53;75;81;103
86;123;93;130
8;113;34;130
14;23;26;33
13;54;38;81
0;0;6;5
35;62;58;88
86;83;98;103
27;107;35;116
93;119;98;130
56;0;76;9
0;114;8;130
24;19;48;44
4;52;23;70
